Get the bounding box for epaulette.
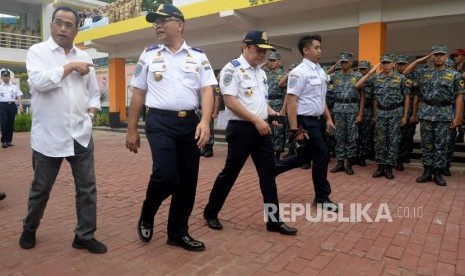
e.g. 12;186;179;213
230;60;241;67
144;44;159;52
190;47;204;53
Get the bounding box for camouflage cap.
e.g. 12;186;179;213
358;60;371;69
446;59;455;68
395;55;409;64
380;53;395;62
339;52;353;61
431;45;447;54
268;52;281;60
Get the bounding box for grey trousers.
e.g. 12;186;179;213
23;138;97;240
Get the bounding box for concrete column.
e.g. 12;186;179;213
358;22;386;65
108;58;126;122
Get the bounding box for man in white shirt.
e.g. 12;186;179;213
274;35;339;212
126;4;216;252
20;6;107;254
0;69;23;148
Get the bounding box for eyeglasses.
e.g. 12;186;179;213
153;17;181;26
52;19;76;31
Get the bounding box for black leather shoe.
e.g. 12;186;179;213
72;235;107;254
203;213;222;230
2;143;7;148
301;161;311;170
7;142;13;147
137;220;153;242
19;230;36;249
0;192;5;201
167;234;205;252
330;161;345;173
314;199;339;212
266;223;297;235
442;167;451;176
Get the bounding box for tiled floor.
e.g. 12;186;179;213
0;130;464;275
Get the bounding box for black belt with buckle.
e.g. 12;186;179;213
149;107;196;118
0;101;14;105
377;102;403;111
422;99;452;107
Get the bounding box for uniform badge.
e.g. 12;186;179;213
134;64;143;78
460;80;465;89
405;79;413;88
196;67;200;73
223;73;233;87
242;73;250;80
154;72;163;81
186;54;197;65
245;87;253;96
289;77;298;89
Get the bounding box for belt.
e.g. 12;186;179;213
0;101;14;104
149;107;196;118
298;115;322;120
268;94;284;100
422;99;452;107
377;102;403;111
334;98;359;104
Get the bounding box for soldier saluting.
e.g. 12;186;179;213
404;45;464;186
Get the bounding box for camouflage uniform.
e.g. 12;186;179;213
330;67;362;163
326;79;336;157
370;64;411;168
412;62;463;170
396;55;416;166
266;53;286;155
357;61;375;163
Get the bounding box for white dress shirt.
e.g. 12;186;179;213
0;82;23;102
219;54;269;121
27;37;101;157
130;41;217;110
287;58;329;116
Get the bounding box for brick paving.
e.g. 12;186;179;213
1;130;464;275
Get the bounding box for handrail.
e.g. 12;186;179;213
0;31;41;50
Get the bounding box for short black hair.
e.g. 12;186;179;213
297;35;322;56
52;6;79;28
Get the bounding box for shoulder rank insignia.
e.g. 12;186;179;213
190;47;204;53
231;60;241;67
144;44;160;52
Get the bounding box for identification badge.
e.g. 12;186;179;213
245;87;253;96
154;72;163;81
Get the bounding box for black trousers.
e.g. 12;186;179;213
275;116;332;202
0;102;17;144
204;120;281;223
141;108;200;238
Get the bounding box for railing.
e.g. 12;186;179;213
0;32;41;50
